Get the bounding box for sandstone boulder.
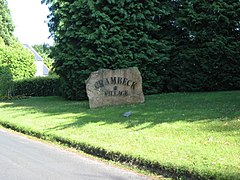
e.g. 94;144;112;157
85;67;144;108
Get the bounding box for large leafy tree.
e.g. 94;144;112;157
0;41;36;80
43;0;240;100
0;0;36;82
167;0;240;92
43;0;173;99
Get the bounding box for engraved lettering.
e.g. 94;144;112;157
117;77;123;84
122;78;128;85
131;82;137;89
105;78;110;85
104;90;129;96
111;77;116;84
95;80;104;89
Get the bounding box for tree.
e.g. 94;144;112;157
43;0;173;100
0;0;14;45
167;0;240;92
0;0;36;84
0;40;36;80
43;0;240;99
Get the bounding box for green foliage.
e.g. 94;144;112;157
0;1;36;83
0;65;13;96
167;0;240;92
33;43;52;55
13;76;60;96
0;40;36;80
0;0;15;45
45;0;172;99
43;0;240;100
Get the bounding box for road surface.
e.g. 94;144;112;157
0;128;150;180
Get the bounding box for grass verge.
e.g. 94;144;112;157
0;91;239;179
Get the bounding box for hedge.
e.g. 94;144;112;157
13;76;60;97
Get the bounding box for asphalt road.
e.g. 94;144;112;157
0;129;150;180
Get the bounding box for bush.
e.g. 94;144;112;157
0;40;36;80
0;65;13;96
13;76;60;96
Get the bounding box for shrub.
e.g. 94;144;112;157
0;40;36;80
13;76;60;96
0;65;13;96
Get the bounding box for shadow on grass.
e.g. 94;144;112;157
1;92;239;179
1;91;239;134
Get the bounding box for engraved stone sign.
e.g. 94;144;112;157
85;67;144;108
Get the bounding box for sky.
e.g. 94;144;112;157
7;0;54;45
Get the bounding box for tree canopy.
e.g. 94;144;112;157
43;0;240;100
0;0;36;86
0;0;15;45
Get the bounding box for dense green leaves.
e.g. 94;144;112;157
13;76;60;96
0;0;36;90
167;0;240;92
45;0;173;99
44;0;240;100
0;64;13;96
0;0;14;45
0;41;36;80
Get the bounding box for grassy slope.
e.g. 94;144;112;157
0;91;239;179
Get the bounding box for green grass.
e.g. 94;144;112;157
0;91;239;179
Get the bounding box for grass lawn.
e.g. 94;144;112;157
0;91;239;179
